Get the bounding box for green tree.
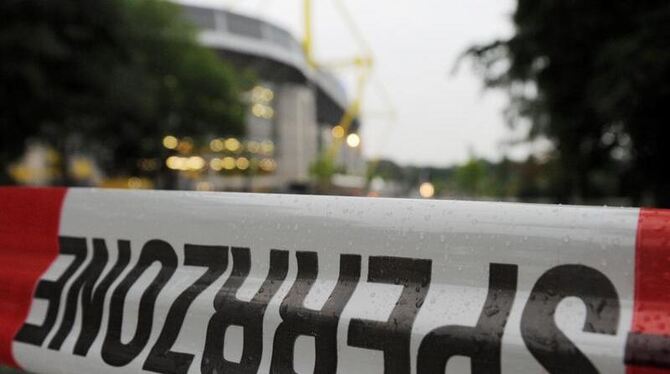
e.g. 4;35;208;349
0;0;246;185
467;1;670;207
453;158;486;196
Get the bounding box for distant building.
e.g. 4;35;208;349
178;4;363;192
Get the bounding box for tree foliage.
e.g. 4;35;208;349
368;156;561;202
467;0;670;206
0;0;246;183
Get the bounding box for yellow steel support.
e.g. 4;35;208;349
327;65;371;158
303;0;316;68
317;56;373;70
302;0;396;190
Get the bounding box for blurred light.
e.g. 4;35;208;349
100;176;153;189
209;158;223;171
236;157;250;170
419;182;435;199
251;104;263;117
331;125;345;139
260;140;274;154
225;138;241;152
222;157;236;170
259;158;277;172
186;156;205;170
346;133;361;148
252;103;274;119
210;138;224;152
246;140;260;153
71;158;94;180
166;156;206;171
163;135;178;150
196;181;213;191
128;177;143;189
251;85;274;103
9;164;31;183
166;156;184;170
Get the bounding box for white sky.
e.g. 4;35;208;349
180;0;523;166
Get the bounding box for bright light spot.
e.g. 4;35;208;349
222;157;236;170
225;138;241;152
252;104;263;117
166;156;181;170
260;140;274;154
163;135;178;149
419;182;435;199
186;156;205;170
210;138;224;152
259;158;277;172
236;157;250;170
252;103;274;119
331;125;344;139
251;85;274;103
210;158;223;171
346;133;361;148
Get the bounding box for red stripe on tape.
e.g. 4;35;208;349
628;208;670;374
0;187;67;367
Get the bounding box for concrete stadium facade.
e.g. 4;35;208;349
180;4;362;192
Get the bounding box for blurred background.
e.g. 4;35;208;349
1;0;669;207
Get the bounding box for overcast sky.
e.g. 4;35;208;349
180;0;520;166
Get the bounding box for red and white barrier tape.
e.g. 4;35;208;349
0;187;668;373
